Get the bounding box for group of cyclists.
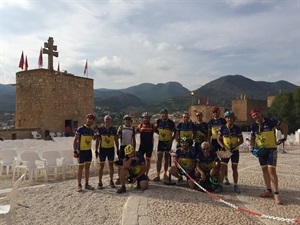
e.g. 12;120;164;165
73;106;288;205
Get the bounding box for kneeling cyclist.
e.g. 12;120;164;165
169;137;197;189
117;144;149;194
195;141;220;192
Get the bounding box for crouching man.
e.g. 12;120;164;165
169;137;197;189
117;144;149;194
195;141;220;191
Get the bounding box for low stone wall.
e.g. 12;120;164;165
0;128;41;140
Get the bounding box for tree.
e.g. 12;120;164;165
269;87;300;134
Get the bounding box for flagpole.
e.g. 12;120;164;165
25;55;28;71
57;61;60;74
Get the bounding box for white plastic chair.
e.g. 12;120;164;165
59;150;77;177
31;131;41;139
49;132;56;139
12;151;48;183
41;150;66;180
0;149;18;176
0;173;25;225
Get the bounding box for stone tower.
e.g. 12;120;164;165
15;69;93;137
232;99;267;129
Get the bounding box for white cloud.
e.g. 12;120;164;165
224;0;272;8
0;0;299;90
0;0;31;9
146;57;170;71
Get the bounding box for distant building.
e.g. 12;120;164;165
232;99;267;130
188;98;268;131
267;96;276;107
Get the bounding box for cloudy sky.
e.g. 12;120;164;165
0;0;299;90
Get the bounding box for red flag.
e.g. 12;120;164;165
19;51;24;69
204;96;207;105
83;60;88;77
38;47;43;68
25;55;28;71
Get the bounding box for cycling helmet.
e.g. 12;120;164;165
209;176;220;186
123;115;131;120
224;111;235;118
124;144;135;155
86;113;96;120
142;112;151;118
180;137;190;144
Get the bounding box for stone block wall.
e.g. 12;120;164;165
267;96;275;107
0;128;41;140
189;105;224;122
232;99;267;129
15;69;93;137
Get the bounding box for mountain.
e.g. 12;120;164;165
94;93;145;111
120;81;190;103
0;75;298;114
94;82;189;101
94;89;124;98
0;84;16;113
92;81;190;110
192;75;298;106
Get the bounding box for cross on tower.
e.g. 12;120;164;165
42;37;58;70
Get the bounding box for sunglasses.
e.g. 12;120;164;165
212;111;219;113
202;148;210;151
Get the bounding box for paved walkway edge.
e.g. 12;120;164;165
122;194;150;225
122;196;139;225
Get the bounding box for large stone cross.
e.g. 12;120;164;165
43;37;58;70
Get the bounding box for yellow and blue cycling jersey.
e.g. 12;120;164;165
98;126;117;149
250;118;280;148
156;118;176;142
76;125;94;151
219;124;243;151
175;146;196;172
124;155;146;176
196;150;218;172
194;122;208;144
208;118;226;140
176;122;195;144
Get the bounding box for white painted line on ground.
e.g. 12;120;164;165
122;196;139;225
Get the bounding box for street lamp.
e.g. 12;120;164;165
190;91;194;105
